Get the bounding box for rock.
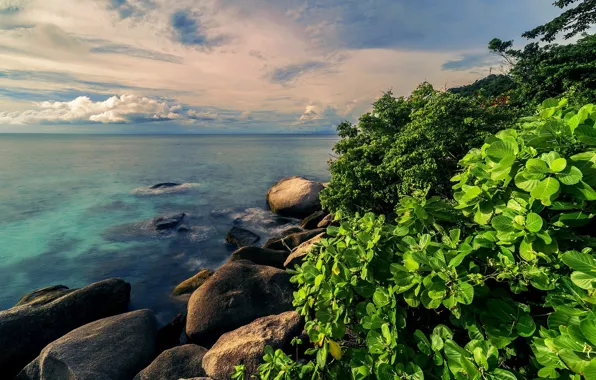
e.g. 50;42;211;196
300;211;326;230
225;227;260;247
178;225;192;233
157;313;187;353
262;228;325;252
172;269;215;297
17;309;157;380
279;226;304;237
153;213;186;231
14;285;74;307
266;177;324;218
317;213;336;228
150;182;181;189
229;246;288;269
202;311;303;380
134;344;207;380
0;278;131;379
186;260;294;345
284;233;325;269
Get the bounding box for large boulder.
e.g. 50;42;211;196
263;228;325;252
225;227;260;248
134;344;207;380
153;213;186;231
172;269;215;297
186;260;294;345
300;211;326;230
157;313;187;353
202;311;303;380
228;246;288;269
17;309;158;380
0;278;131;379
284;233;325;269
266;177;324;218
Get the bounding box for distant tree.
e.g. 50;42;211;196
523;0;596;42
449;74;517;98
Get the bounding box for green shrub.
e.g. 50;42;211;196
236;99;596;379
320;83;518;217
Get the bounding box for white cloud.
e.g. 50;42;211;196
0;94;185;124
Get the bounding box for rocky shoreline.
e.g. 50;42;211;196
0;176;337;380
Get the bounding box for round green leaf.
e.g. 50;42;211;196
526;158;549;174
487;139;518;162
562;251;596;273
576;125;596;146
530;177;560;203
549;157;567;172
366;330;385;354
491;215;514;232
456;282;474;305
557;166;583;185
525;212;543;232
516;314;536;337
570;271;596;290
515;171;540;192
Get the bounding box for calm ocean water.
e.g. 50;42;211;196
0;134;337;324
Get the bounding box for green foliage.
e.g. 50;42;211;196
320;83;517;217
449;74;517;99
522;0;596;42
242;99;596;379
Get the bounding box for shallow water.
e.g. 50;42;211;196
0;134;337;324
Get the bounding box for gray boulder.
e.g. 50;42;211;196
263;228;325;252
225;227;260;247
14;285;74;307
134;344;207;380
284;233;325;269
300;211;326;230
228;246;288;269
186;260;294;345
17;309;158;380
0;278;131;379
202;311;303;380
267;177;324;218
172;269;215;297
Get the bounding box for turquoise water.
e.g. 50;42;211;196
0;134;337;323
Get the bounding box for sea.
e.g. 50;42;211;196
0;134;337;324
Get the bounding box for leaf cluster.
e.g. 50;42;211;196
237;99;596;379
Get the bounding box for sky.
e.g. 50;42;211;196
0;0;564;133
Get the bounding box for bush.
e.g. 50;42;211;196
320;83;518;217
238;99;596;379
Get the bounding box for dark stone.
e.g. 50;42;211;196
17;309;157;380
134;344;207;380
150;183;181;189
300;211;326;230
225;227;260;248
157;313;187;353
228;246;288;269
0;278;131;380
153;213;186;231
202;312;303;380
186;260;294;345
262;228;325;252
14;285;74;307
284;233;325;269
178;225;192;233
317;213;337;228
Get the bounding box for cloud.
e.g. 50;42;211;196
269;61;331;84
89;43;183;64
170;9;228;48
107;0;155;19
0;94;185;124
442;53;501;71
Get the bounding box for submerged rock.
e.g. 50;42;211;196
16;309;157;380
153;213;186;231
0;278;131;379
172;269;215;297
300;211;326;230
229;246;288;269
202;311;303;380
134;344;207;380
150;183;181;189
186;260;294;345
266;177;324;218
284;233;325;269
14;285;74;307
263;228;325;252
225;227;260;248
